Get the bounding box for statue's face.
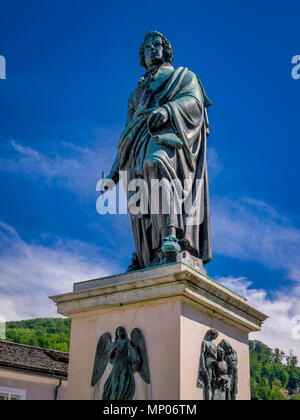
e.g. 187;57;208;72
116;327;125;339
218;348;225;361
143;36;165;69
209;330;218;340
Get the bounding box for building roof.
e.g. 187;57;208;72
0;340;69;378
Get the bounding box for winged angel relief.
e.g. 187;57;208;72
90;327;150;400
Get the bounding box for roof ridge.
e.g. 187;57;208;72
0;359;68;372
0;340;69;355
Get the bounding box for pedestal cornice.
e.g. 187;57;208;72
50;263;267;333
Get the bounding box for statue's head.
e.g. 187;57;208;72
217;346;225;361
219;339;232;354
115;326;127;340
204;328;219;341
139;31;173;70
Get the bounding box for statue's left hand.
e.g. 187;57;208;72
147;107;168;130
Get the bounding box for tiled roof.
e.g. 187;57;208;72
0;340;69;378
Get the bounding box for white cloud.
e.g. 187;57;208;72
218;275;300;362
0;132;120;196
212;196;300;282
0;221;120;321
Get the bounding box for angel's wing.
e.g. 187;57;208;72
130;328;150;384
90;332;112;387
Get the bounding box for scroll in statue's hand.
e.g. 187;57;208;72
147;107;168;130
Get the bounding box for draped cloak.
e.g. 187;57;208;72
109;63;212;269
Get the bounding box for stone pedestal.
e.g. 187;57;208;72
50;263;268;400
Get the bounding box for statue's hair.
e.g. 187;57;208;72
218;339;232;353
115;326;127;340
139;31;173;69
204;329;219;340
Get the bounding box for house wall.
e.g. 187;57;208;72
0;368;67;400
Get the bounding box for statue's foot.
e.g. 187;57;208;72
161;236;181;255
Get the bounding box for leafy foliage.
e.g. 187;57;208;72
249;340;300;400
5;318;71;352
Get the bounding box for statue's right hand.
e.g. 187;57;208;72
96;173;118;193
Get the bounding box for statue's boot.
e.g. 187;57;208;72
160;226;181;263
161;235;181;255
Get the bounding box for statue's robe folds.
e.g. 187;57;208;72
110;63;212;268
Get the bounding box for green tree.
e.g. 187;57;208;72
249;340;300;400
272;348;285;364
4;318;71;352
257;378;271;400
269;388;286;400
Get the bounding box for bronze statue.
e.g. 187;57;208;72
213;346;231;400
198;329;239;400
198;329;219;400
100;31;212;272
218;339;238;400
91;327;150;400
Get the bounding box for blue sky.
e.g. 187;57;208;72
0;0;300;357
